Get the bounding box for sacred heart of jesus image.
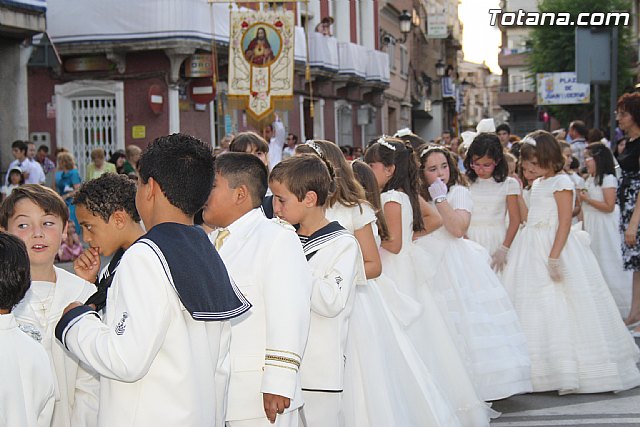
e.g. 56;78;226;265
242;24;282;67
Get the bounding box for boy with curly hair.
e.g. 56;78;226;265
71;173;145;311
56;134;251;426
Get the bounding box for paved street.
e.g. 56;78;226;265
491;338;640;426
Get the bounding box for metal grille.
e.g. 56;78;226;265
71;96;117;179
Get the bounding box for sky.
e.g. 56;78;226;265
459;0;502;74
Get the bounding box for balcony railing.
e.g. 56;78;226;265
338;41;369;79
308;31;339;71
46;0;388;84
366;50;390;84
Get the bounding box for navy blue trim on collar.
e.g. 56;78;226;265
139;223;251;321
299;221;348;260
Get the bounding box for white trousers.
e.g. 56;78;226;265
227;409;298;427
299;391;343;427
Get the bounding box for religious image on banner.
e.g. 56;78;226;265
228;9;294;124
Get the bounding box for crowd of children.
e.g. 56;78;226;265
0;119;639;427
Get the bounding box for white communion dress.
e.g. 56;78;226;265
582;174;632;317
467;176;521;257
413;185;533;401
375;192;496;425
501;174;640;394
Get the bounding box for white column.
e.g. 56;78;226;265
0;42;31;171
165;48;194;135
299;95;306;141
333;0;350;43
360;0;375;49
307;0;321;28
168;86;180;134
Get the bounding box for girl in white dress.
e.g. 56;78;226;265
299;140;481;426
559;141;584;223
579;142;632;317
414;146;533;401
362;139;495;425
465;133;522;271
502;131;640;394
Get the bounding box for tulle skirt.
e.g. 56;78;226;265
414;232;533;401
583;207;632;317
502;224;640;393
379;248;497;425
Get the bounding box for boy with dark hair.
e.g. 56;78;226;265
569;120;588;167
230;131;270;167
496;123;512;149
229;132;276;218
269;155;365;427
72;173;145;312
0;232;55;427
6;140;44;185
203;152;311;427
56;133;251;427
0;184;98;427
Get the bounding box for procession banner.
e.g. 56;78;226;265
228;9;295;125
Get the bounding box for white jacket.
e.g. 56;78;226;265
299;225;365;391
57;242;232;427
13;267;98;427
212;209;312;421
0;313;55;427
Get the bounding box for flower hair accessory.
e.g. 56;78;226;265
420;148;429;158
377;136;396;151
522;136;537;147
304;140;323;157
394;128;412;138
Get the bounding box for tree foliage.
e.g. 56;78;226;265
527;0;634;129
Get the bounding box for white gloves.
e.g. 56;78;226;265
490;245;509;272
547;257;564;283
428;178;448;201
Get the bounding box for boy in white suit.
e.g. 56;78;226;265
269;155;365;427
55;134;251;427
0;232;55;427
203;152;312;427
0;185;98;427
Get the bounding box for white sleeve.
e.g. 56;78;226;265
553;174;575;192
381;189;402;206
64;243;173;382
602;174;618;189
31;160;46;184
261;230;312;398
309;237;359;318
448;185;473;213
505;177;521;196
272;119;286;151
37;369;55;427
214;321;231;427
70;364;99;427
352;203;377;231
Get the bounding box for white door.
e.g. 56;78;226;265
55;80;125;179
71;96;118;179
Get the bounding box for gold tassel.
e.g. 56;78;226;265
310;100;315;118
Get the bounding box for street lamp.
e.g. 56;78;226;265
399;10;412;43
435;60;446;77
